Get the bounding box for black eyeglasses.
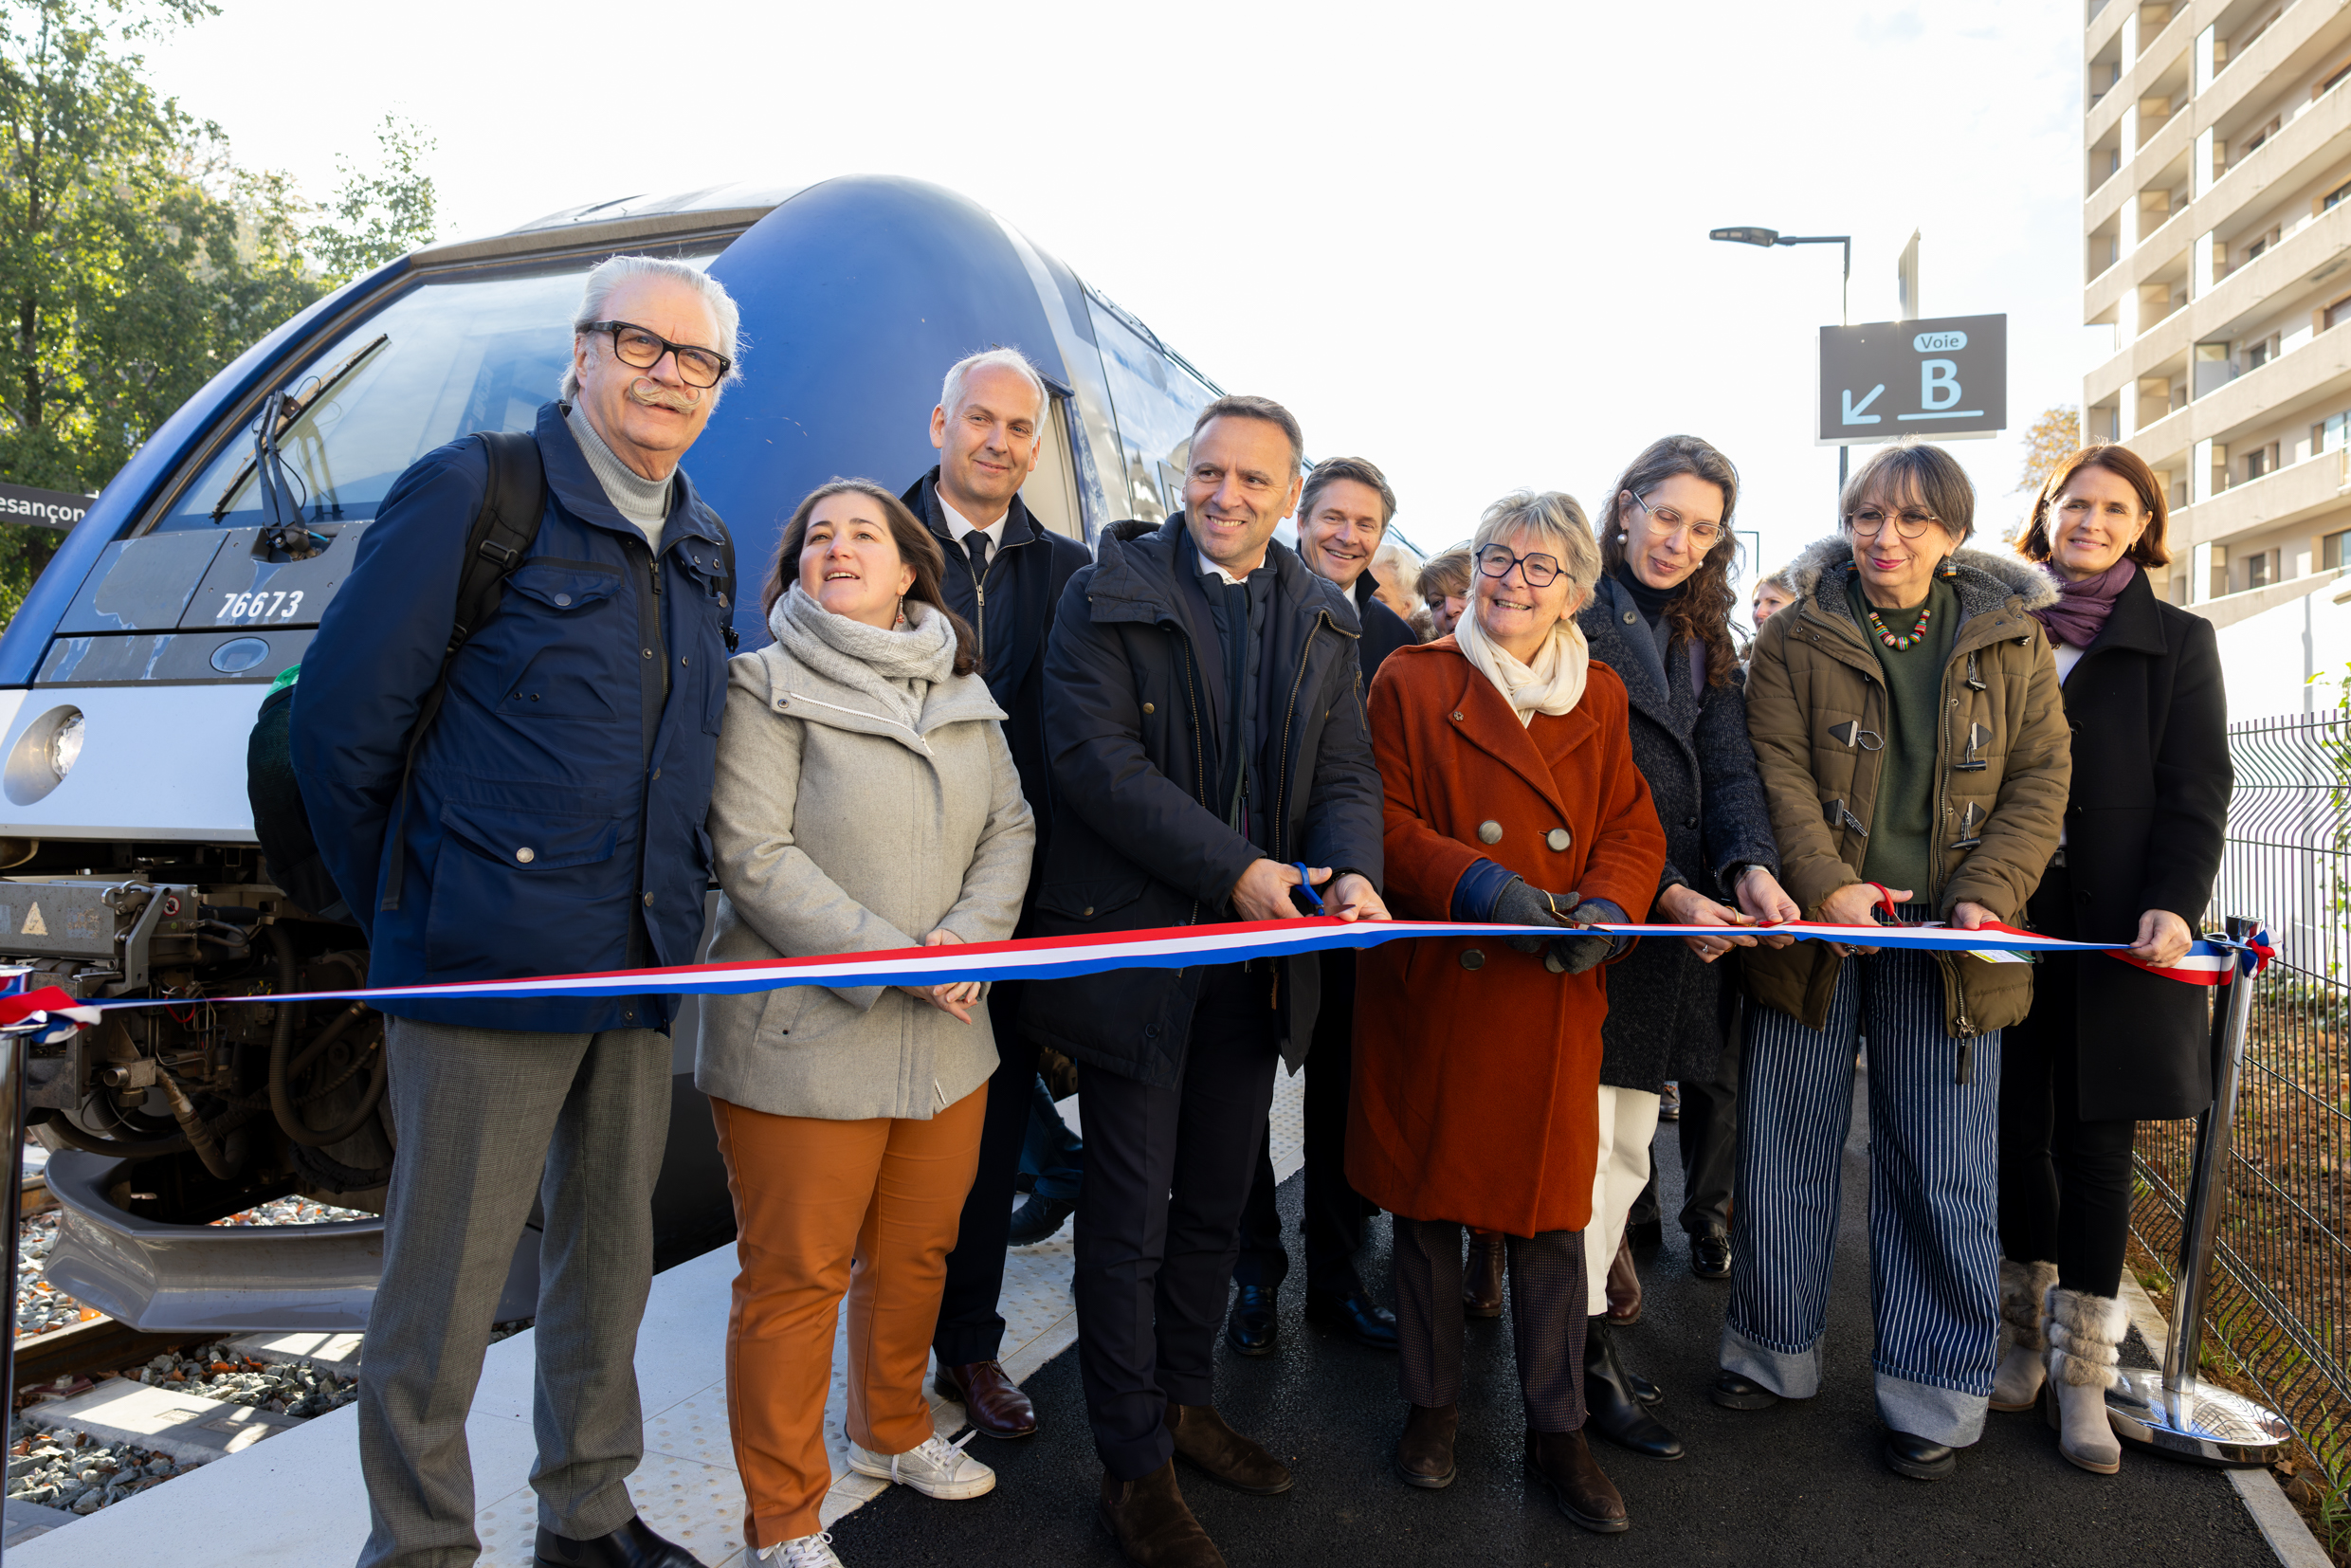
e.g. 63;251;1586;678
585;320;732;389
1474;541;1567;588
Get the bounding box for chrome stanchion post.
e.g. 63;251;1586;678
2106;915;2293;1466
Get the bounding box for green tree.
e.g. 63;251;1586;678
2014;404;2084;497
308;114;439;284
0;0;320;620
0;4;442;628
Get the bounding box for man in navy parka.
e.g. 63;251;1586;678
294;255;740;1568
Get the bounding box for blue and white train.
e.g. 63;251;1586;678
0;174;1228;1328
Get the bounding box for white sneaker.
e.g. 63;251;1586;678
757;1532;845;1567
846;1431;997;1500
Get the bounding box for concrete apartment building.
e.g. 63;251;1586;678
2085;0;2351;714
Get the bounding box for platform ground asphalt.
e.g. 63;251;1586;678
832;1071;2278;1568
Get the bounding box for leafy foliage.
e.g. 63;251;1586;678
308;115;438;285
0;1;439;626
2013;404;2083;497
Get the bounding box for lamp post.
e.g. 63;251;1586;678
1711;226;1853;491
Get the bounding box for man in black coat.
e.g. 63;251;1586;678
1022;397;1388;1565
1228;456;1414;1357
906;348;1091;1441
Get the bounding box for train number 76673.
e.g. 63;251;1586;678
215;590;305;622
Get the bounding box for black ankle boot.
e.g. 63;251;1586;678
1583;1316;1684;1460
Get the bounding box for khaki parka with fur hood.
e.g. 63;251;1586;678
1740;535;2071;1039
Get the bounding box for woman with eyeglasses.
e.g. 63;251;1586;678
1348;491;1667;1533
1725;440;2070;1483
1571;436;1799;1464
1991;446;2228;1474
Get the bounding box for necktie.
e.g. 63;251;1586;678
964;532;992;585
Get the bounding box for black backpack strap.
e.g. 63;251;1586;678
378;431;547;911
712;515;739;651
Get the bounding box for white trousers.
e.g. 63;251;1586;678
1584;1085;1663;1315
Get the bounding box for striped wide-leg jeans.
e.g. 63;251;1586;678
1720;944;2003;1448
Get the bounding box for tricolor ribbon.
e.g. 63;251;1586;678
0;917;2274;1032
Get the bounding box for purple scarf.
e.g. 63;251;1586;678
2031;557;2136;648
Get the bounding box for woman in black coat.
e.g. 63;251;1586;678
1572;435;1799;1463
1996;444;2230;1477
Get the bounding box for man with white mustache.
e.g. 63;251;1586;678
298;255;743;1568
1228;458;1413;1358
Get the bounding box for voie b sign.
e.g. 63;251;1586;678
1817;312;2006;446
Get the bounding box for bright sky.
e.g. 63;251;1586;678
145;0;2097;592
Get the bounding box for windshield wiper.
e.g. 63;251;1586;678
210;333;391;526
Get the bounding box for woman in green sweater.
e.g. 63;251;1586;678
1722;441;2071;1483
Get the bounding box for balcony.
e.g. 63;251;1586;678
2173;445;2351;549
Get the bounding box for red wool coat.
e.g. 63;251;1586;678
1346;640;1668;1236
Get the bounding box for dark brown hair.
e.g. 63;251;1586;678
1596;434;1743;688
2017;443;2172;568
1300;455;1396;531
761;479;980;677
1190;394;1304;477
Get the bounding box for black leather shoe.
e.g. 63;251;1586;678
1690;1229;1733;1281
536;1518;702;1567
1626;1217;1665;1253
1881;1428;1956;1480
1709;1371;1779;1411
1304;1287;1399;1351
1583;1317;1683;1461
1628;1370;1664;1408
1226;1285;1278;1357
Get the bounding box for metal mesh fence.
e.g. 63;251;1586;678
2130;710;2351;1480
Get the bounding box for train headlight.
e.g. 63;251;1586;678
4;705;84;806
47;714;82;781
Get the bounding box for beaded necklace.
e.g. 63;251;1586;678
1866;601;1932;650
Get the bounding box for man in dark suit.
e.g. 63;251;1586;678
1023;398;1388;1565
907;348;1091;1441
1228;457;1416;1357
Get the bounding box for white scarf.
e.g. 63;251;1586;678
1455;608;1589;726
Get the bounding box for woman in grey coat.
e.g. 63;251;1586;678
700;479;1034;1568
1572;436;1797;1465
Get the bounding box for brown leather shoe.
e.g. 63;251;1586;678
1394;1402;1457;1489
1525;1429;1629;1534
1165;1401;1294;1494
1605;1232;1642;1326
933;1360;1038;1440
1099;1460;1227;1567
1464;1230;1505;1319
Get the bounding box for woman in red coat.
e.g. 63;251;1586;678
1348;490;1668;1535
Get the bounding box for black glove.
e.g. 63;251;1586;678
1492;877;1580;954
1549;898;1628;975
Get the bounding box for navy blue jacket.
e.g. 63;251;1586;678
1018;516;1384;1086
293;401;734;1033
902;469;1089;918
1351;571;1417;683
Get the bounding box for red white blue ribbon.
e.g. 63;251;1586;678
0;917;2270;1033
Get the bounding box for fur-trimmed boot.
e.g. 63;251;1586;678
2044;1285;2127;1474
1991;1259;2058;1411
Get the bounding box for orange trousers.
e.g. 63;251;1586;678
711;1088;986;1547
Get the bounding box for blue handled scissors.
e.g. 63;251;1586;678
1287;862;1325;916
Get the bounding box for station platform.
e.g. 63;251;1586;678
9;1068;2322;1567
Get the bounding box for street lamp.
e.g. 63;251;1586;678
1710;225;1856;489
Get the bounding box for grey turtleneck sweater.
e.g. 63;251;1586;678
565;404;672;551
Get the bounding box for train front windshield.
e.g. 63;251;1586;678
152;250;720;534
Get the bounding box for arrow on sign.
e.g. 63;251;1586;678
1842;384;1886;425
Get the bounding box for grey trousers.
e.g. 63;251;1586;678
356;1017;672;1568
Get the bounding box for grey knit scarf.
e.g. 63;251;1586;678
768;584;957;729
